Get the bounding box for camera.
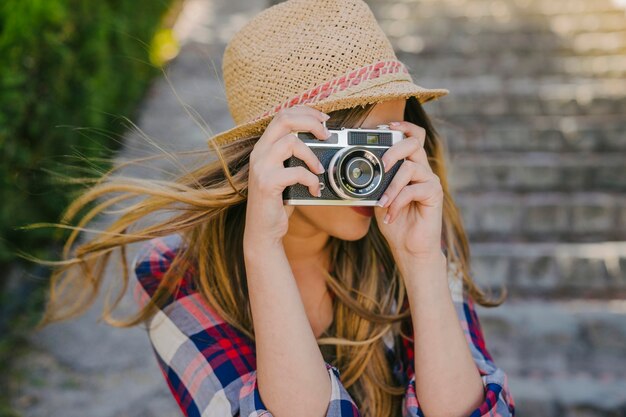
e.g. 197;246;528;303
283;124;405;206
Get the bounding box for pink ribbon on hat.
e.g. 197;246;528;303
252;59;410;122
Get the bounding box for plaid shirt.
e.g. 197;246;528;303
132;233;515;417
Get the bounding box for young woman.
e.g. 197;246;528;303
33;0;516;416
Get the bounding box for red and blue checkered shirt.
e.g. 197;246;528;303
132;233;515;417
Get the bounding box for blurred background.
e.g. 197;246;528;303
1;0;625;416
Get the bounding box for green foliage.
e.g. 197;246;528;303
0;1;175;413
0;0;173;265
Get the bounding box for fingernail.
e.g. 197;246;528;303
324;127;331;138
317;161;325;173
322;113;330;120
383;213;390;224
389;121;400;126
377;194;388;207
317;189;322;197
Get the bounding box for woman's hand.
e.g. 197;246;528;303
244;105;331;251
242;107;340;415
374;121;444;260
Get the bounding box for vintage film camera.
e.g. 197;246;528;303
283;124;405;205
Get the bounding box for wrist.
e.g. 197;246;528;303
393;248;446;267
393;249;447;281
243;235;284;261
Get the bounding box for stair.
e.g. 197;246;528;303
369;0;626;414
507;375;626;416
475;299;626;377
456;191;625;240
471;241;626;298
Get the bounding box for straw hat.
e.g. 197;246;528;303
208;0;449;146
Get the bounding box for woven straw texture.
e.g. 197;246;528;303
210;0;449;146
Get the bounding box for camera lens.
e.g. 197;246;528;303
345;157;374;188
328;147;384;199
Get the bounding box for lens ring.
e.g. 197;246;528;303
328;147;383;199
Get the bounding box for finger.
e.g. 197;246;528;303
388;121;426;147
385;180;443;224
273;132;325;174
261;112;330;146
405;146;430;169
376;160;433;208
288;104;331;123
380;136;421;174
275;166;322;198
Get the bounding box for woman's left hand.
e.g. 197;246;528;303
374;121;444;260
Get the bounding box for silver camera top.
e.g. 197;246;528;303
293;123;405;147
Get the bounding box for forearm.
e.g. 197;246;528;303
396;252;485;417
244;241;330;417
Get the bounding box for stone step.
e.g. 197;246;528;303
469;241;626;298
559;54;626;78
507;375;626;416
417;76;626;100
428;91;626;117
548;13;626;35
475;299;626;380
501;3;626;19
455;191;625;241
374;0;626;22
395;53;626;79
447;153;625;192
412;30;626;56
376;12;626;56
400;21;626;41
439;118;626;153
407;34;626;57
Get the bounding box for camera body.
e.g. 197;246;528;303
283;124;405;206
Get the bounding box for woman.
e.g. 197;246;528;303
34;0;516;416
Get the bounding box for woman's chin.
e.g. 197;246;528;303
330;218;372;241
293;205;373;241
339;230;371;241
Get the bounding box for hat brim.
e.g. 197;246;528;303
207;80;449;146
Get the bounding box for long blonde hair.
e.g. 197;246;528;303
29;96;506;417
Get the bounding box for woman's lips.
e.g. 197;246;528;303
350;206;374;217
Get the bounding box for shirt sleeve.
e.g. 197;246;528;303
131;236;362;417
399;263;516;417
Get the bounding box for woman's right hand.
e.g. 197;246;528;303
243;104;332;250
